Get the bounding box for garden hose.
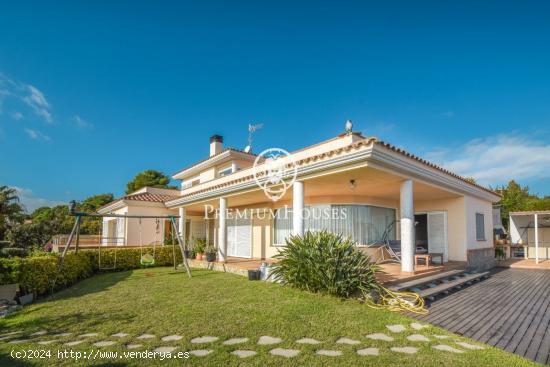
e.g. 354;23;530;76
365;285;428;315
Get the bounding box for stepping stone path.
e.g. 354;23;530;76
258;336;282;345
154;346;177;354
365;333;394;342
407;334;430;342
316;349;343;357
357;347;379;356
223;337;248;345
191;336;218;344
137;334;156;339
10;339;31;344
112;332;129;338
162;335;183;342
79;333;99;338
411;323;429;330
433;335;450;339
65;341;84;346
336;337;360;345
433;344;464;353
0;331;21;337
391;346;418;354
38;340;56;345
231;350;257;358
189;349;213;357
296;338;321;344
455;341;485;350
94;341;116;347
269;348;300;358
386;324;407;333
30;330;48;336
126;344;142;349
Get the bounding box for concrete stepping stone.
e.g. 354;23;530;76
65;340;84;346
189;349;213;357
191;336;218;344
52;332;72;337
433;335;450;339
79;333;99;338
411;323;429;330
9;339;31;344
137;334;156;339
391;346;418;354
0;335;17;341
126;344;142;349
386;324;407;333
154;346;177;353
162;335;183;342
336;337;360;345
316;349;343;357
296;337;321;344
112;332;129;338
0;331;21;337
433;344;464;353
30;330;48;336
223;337;248;345
269;348;300;358
407;334;430;342
357;347;379;356
455;341;485;350
258;336;282;345
231;350;257;358
365;333;394;342
94;341;116;347
38;340;56;345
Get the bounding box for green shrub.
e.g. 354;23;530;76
0;247;28;258
0;246;186;297
271;231;380;298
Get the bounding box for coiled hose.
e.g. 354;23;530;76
365;285;428;315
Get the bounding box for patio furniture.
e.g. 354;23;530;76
414;252;443;267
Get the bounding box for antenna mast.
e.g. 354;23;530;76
245;123;263;153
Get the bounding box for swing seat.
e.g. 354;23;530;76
140;253;155;266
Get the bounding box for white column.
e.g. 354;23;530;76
293;181;304;236
178;207;186;244
231;161;237;173
218;197;227;262
535;213;539;264
400;179;415;273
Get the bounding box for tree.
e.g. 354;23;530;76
78;193;114;234
496;180;550;227
125;170;174;194
0;186;25;240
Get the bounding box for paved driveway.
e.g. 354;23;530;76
415;268;550;365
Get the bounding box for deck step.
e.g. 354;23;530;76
389;269;466;292
418;271;490;299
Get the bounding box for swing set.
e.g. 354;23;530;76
55;202;192;284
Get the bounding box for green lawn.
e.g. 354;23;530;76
0;267;538;366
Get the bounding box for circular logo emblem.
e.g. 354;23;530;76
253;148;297;202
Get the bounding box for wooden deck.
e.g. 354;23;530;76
497;258;550;270
413;268;550;365
376;261;467;284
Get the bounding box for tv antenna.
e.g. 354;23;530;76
244;123;263;153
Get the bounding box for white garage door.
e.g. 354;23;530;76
227;217;252;258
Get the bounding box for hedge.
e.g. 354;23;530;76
0;246;184;297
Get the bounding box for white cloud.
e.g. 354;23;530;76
441;111;455;118
71;115;93;129
12;186;65;213
425;134;550;187
23;85;53;123
24;128;51;142
12;111;23;120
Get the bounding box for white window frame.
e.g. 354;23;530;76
475;212;486;241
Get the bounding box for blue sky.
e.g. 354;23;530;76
1;1;550;212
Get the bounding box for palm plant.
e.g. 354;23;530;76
271;230;380;299
0;186;25;241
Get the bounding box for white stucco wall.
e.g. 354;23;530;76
464;195;494;250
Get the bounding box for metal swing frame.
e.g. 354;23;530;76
56;202;192;280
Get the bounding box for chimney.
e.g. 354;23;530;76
210;135;223;156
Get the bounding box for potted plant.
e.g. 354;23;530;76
205;243;217;262
194;238;206;261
